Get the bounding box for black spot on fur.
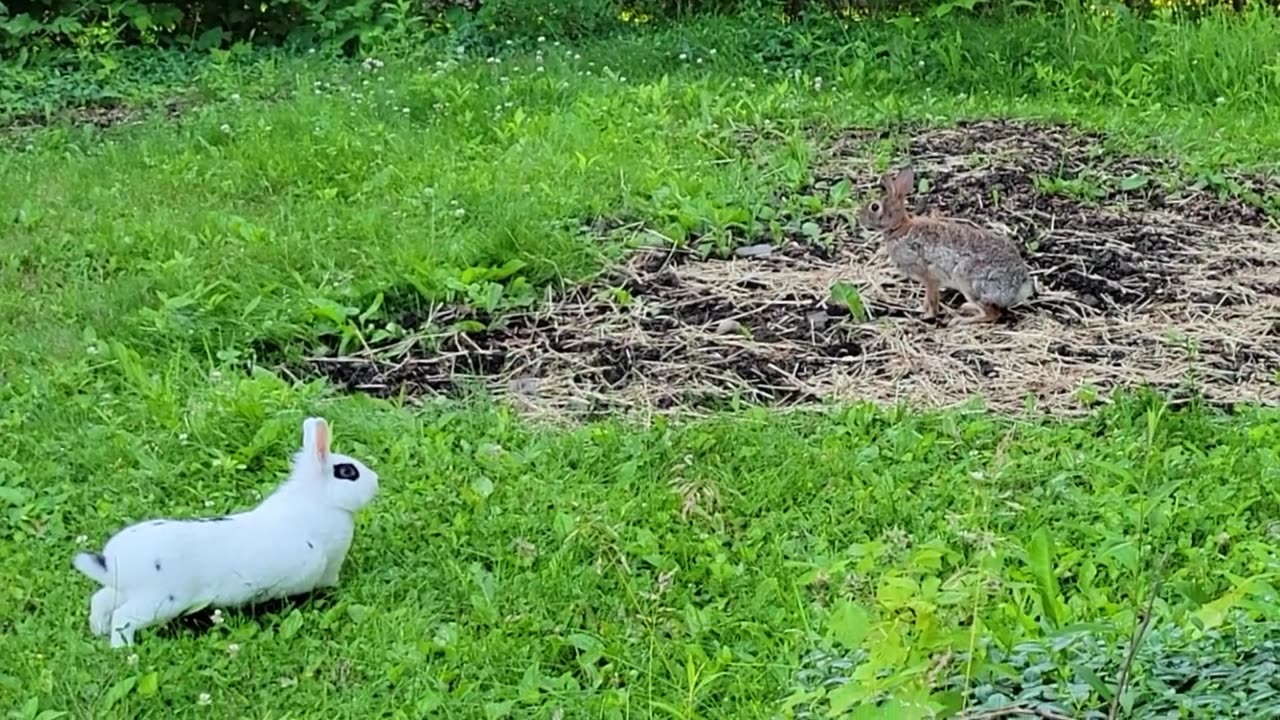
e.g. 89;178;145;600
168;594;175;602
149;520;165;527
194;516;229;522
307;541;314;549
154;560;162;572
333;462;360;481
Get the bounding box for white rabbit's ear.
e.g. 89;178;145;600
302;417;330;465
891;167;915;196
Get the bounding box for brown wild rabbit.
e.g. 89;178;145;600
858;167;1034;325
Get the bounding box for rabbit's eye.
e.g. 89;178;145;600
333;463;360;481
870;202;881;213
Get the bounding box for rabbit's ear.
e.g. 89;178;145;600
303;417;330;465
891;167;915;196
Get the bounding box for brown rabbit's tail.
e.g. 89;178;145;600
1016;277;1037;305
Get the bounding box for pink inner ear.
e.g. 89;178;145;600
315;423;329;462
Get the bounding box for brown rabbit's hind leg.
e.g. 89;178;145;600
919;275;942;320
949;301;1001;326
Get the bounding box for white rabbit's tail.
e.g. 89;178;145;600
73;552;111;585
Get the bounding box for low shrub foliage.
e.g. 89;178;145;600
3;0;1278;58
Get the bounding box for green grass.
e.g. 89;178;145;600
3;6;1280;718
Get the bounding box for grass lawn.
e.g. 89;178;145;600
2;8;1280;719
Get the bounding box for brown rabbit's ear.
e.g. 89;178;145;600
880;171;898;193
891;167;915;196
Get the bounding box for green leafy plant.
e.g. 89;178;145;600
830;280;869;322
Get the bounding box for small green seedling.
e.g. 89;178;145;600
830;280;869;322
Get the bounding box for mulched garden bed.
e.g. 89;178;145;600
304;119;1280;417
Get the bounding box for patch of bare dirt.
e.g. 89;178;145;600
3;98;185;132
303;119;1280;417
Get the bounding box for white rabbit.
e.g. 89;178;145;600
73;416;379;648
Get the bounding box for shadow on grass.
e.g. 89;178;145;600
151;589;340;639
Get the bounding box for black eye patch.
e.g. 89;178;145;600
333;463;360;481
